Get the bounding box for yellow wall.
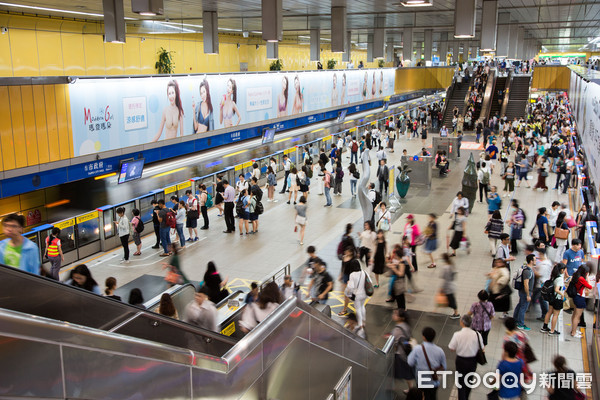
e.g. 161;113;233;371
531;66;571;90
394;67;454;94
0;14;385;77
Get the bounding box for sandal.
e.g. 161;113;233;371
427;263;437;268
338;310;348;316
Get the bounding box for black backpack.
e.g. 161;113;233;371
566;279;577;298
371;189;382;205
541;279;555;301
252;185;263;202
236;194;245;217
134;217;144;233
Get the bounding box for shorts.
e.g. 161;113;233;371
243;211;250;220
133;232;141;246
186;216;198;228
249;212;258;221
518;171;528;181
550;297;563;310
573;294;586;309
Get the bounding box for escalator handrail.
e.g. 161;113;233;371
500;71;514;117
143;282;197;310
440;73;458;124
0;306;230;372
221;297;393;373
478;69;496;124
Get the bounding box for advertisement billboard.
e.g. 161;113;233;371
582;81;600;185
68;69;396;156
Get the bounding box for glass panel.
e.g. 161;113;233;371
76;218;100;247
116;202;135;222
259;158;270;175
103;209;114;239
39;230;50;263
58;226;76;255
201;177;215;196
139;195;155;224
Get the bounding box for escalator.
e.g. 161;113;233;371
503;75;531;121
0;265;394;399
441;75;472;129
488;75;507;120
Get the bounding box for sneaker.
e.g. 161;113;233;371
449;314;460;319
571;332;583;338
518;325;531;331
186;238;193;242
549;330;560;336
194;237;199;241
151;245;160;249
540;326;550;333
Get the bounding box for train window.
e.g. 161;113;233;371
139;196;155;224
77;218;100;247
103;209;114;239
115;202;135;224
39;229;50;262
57;226;76;255
200;178;214;196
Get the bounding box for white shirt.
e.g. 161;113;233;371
187;195;198;211
239;302;279;331
477;167;490;183
535;258;553;287
359;230;377;254
451;197;469;215
448;327;484;358
281;284;300;300
344;270;368;300
117;215;130;237
176;207;186;225
548;208;559;227
377;149;387;160
368;189;377;202
252;168;260;180
283;159;291;171
236;180;248;193
183;300;218;332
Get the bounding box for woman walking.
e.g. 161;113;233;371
372;230;387;288
502;161;516;197
484;210;504;255
287;167;299;204
448;207;467;257
488;259;511;319
334;162;344;196
553;212;569;262
468;290;495;345
295;196;307;245
439;253;460;319
403;214;421;270
423;213;438;269
359;221;377;267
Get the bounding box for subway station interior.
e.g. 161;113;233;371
0;0;600;399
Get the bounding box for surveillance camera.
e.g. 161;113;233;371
243;31;249;38
1;27;7;34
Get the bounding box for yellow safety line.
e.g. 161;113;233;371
580;327;592;399
274;137;291;144
223;149;248;158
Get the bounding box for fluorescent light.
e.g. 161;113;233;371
400;0;433;7
454;34;474;38
0;1;104;17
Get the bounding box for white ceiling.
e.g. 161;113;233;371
1;0;598;51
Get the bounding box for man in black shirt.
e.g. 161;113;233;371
308;259;333;304
151;199;161;249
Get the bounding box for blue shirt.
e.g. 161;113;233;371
536;216;548;239
498;359;523;398
407;342;447;388
563;248;584;276
487;193;501;212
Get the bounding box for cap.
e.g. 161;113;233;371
406;214;414;219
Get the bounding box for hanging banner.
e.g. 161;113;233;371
68;69;396;156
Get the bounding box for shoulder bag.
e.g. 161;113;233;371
187;198;199;219
554;226;570;240
475;331;487;365
421;344;441;381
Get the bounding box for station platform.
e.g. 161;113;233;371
65;132;592;399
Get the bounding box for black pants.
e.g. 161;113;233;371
456;356;478;400
120;234;130;261
554;172;563;189
379;179;388;197
411;245;418;271
478;182;489;202
224;202;235;231
281;171;290;192
153;224;160;246
201;205;209;228
395;293;406;310
476;329;490;346
422;387;438;400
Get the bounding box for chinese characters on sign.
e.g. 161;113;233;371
84;161;114;176
246;87;273;111
123;97;148;131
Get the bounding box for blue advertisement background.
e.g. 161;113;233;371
68;69;396;156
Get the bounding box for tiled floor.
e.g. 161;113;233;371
68;132;592;400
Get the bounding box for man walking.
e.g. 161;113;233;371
448;315;484;400
222;180;236;233
0;213;41;275
513;254;535;331
407;327;447;400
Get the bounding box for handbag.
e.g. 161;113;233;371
475;331;487;365
567;217;577;228
377;214;390;232
555;227;569;240
364;271;374;296
523;342;537;364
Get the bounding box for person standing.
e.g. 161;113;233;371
541;263;566;335
477;162;490;203
280;154;291;193
448;315;484;400
114;207;130;264
214;175;225;217
44;227;64;280
295;196;307;245
372;230;387;287
175;200;187;247
266;166;277;202
131;209;143;256
222;180;236;233
531;247;552;322
467;290;495;346
496;342;524;400
569;264;592;339
513;254;535;331
323;166;333;207
185;190;200;241
377;159;389;197
403;214;421;271
156;200;171;257
407;327;447;400
562;238;583;276
151;199;161;249
344;264;369;329
423;213;438;269
198;184;209;230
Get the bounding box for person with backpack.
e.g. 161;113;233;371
156;199;173;257
477;161;491;203
350;137;359;164
333;162;344;196
569;264;592;339
512;254;535;331
198;184;210;230
541;263;566;335
130;209;144;256
391;310;415;394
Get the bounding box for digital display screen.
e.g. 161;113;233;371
262;128;276;144
338;110;347;122
383;102;389;111
118;159;145;184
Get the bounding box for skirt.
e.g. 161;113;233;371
449;230;463;250
394;354;415;380
490;290;511;312
423;238;438;253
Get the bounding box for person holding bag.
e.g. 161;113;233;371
391;310;416;395
403;214;421;270
294;196;307;245
448;207;467;257
375;202;392;233
468;290;495;346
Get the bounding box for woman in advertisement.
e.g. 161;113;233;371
379;71;384;96
341;73;347;105
192;78;214;133
277;76;289;117
220;78;241;127
371;71;377;99
331;73;339;107
152;80;184;142
292;75;304;115
362;72;368;100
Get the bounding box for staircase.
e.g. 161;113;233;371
503;75;531;120
488;76;507;120
441;77;472;129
